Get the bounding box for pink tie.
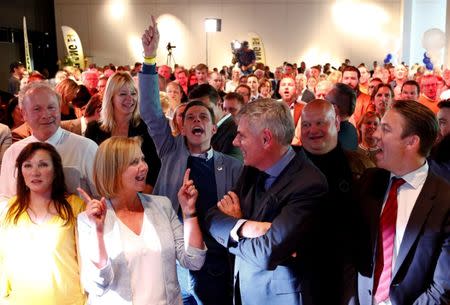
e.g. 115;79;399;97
373;177;406;303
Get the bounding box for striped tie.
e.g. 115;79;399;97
373;177;406;303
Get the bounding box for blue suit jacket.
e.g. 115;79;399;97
206;148;328;305
354;168;450;305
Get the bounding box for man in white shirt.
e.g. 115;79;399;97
0;82;98;199
351;100;450;305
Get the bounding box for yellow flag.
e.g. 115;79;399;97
61;26;85;69
248;32;266;65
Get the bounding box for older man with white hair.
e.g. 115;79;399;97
0;82;98;199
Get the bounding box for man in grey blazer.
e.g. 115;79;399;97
140;18;242;305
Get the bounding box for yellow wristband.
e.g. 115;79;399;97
143;56;157;65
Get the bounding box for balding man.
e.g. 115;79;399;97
207;99;328;305
300;99;374;305
0;82;98;199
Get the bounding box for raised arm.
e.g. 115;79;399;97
139;16;176;156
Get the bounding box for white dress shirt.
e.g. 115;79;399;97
375;162;429;305
0;127;98;198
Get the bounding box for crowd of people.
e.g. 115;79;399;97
0;15;449;305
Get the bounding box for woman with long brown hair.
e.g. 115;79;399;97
0;142;86;305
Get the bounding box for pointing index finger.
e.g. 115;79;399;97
77;187;92;203
183;168;191;185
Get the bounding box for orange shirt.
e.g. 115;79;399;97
352;92;372;125
418;94;439;114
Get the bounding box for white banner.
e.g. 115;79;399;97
61;25;85;69
23;16;33;72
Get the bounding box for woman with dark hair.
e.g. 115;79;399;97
257;77;272;98
0;142;86;305
356;111;381;163
5;97;24;130
71;84;92;118
371;83;394;117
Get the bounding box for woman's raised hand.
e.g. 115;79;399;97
78;187;107;232
141;15;160;58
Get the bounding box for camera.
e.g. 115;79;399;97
166;42;176;51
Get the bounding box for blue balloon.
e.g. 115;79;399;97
426;63;433;70
386;53;392;60
384;58;390;64
423;57;431;64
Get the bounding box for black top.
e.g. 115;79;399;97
338;120;358;151
85;119;161;187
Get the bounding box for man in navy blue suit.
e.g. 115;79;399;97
352;100;450;305
206;98;328;305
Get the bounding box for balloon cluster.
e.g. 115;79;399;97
383;53;392;64
422;28;446;71
423;53;433;70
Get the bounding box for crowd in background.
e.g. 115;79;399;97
0;25;449;305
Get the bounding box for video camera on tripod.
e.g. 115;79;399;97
166;42;176;66
230;40;241;65
166;42;176;52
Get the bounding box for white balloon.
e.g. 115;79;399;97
422;28;446;51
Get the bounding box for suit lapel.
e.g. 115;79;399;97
392;172;436;278
252;151;303;220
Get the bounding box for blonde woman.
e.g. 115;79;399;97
77;136;205;305
84;72;160;193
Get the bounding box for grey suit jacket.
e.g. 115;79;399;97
139;72;242;211
77;193;206;305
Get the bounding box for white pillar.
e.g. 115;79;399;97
445;0;450;68
401;0;413;66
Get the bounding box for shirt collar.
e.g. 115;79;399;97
390;161;429;190
30;127;63;145
265;146;296;179
190;147;214;161
217;113;232;127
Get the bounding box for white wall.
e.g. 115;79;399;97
54;0;403;70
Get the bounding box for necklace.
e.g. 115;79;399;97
27;200;53;225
